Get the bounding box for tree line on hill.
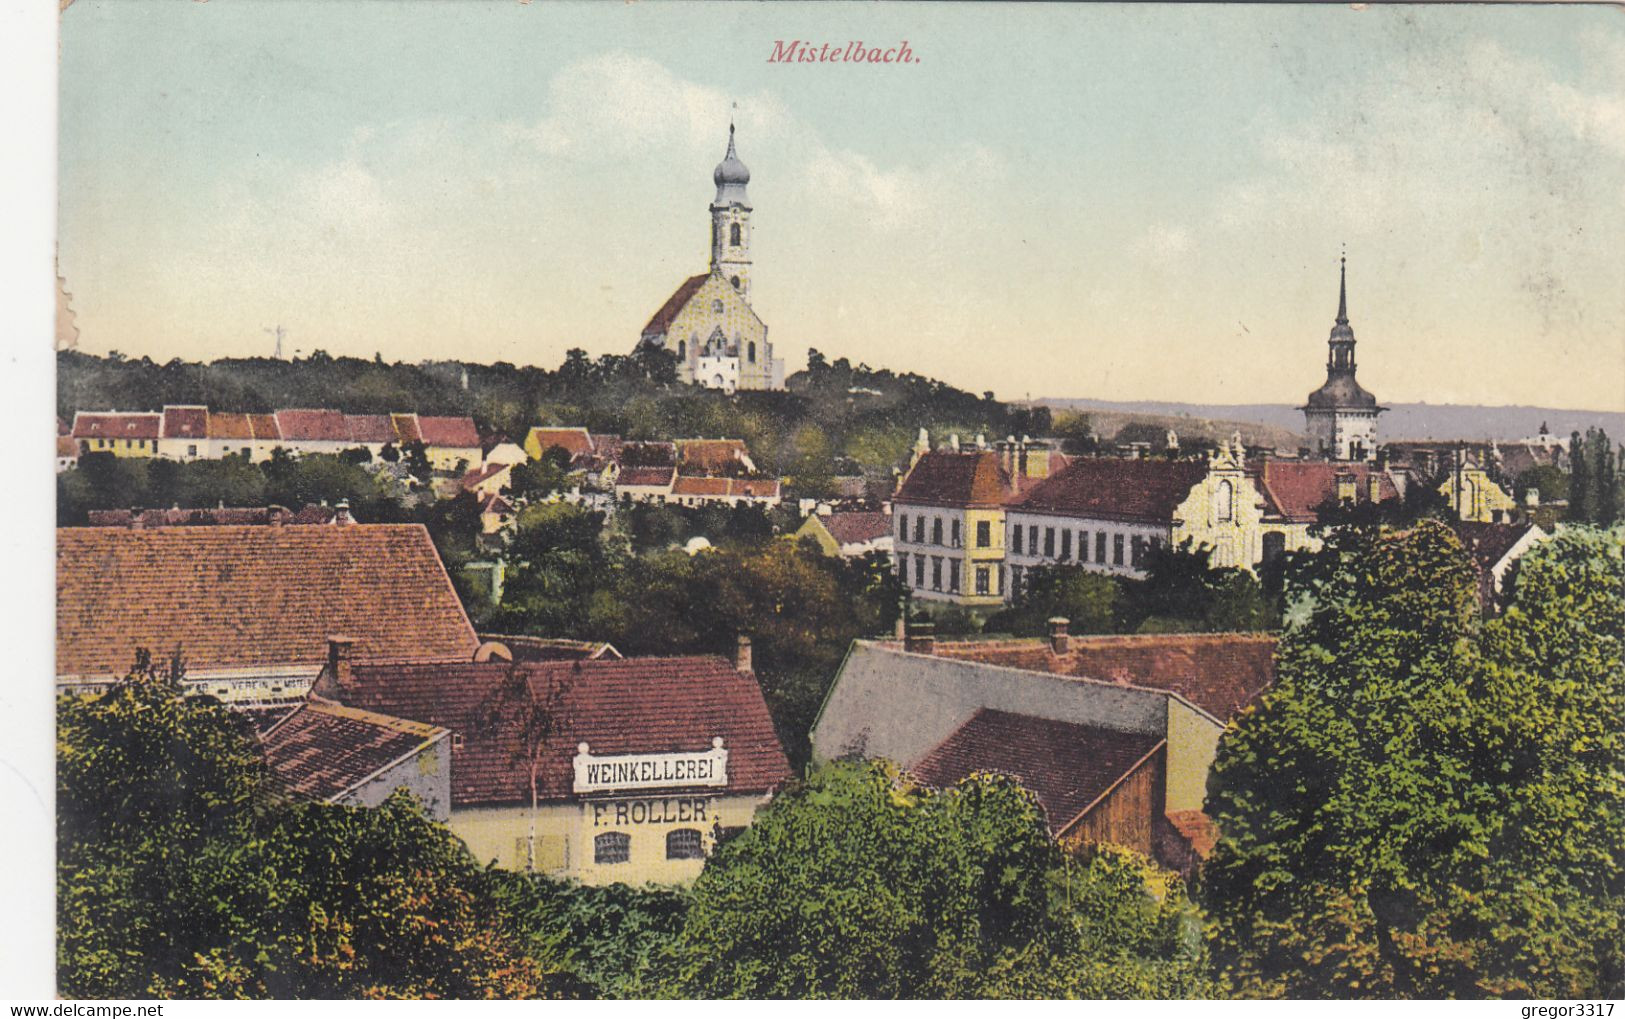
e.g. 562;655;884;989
57;524;1624;998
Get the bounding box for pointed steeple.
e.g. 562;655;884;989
1336;253;1348;325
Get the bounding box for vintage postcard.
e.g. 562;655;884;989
18;0;1625;1002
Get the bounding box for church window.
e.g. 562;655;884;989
748;341;756;363
677;340;686;359
1216;480;1234;522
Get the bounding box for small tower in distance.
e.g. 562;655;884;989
1301;255;1385;461
710;122;752;300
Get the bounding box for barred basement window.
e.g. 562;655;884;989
667;828;704;860
595;832;631;865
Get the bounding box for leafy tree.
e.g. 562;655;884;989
983;564;1119;636
1204;521;1625;998
402;440;434;484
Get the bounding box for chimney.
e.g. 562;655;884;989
903;620;936;656
1048;617;1070;655
127;507;144;530
326;636;356;691
734;634;753;674
334;499;353;526
268;504;288;527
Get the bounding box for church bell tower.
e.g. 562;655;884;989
710;123;752;300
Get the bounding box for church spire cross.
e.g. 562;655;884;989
1336;250;1348;325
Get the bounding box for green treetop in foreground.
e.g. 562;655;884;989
1203;521;1624;998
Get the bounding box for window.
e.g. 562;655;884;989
1011;565;1025;595
1078;531;1089;563
748;341;756;363
975;566;990;595
1216;480;1234;522
897;553;908;580
187;444;197;457
931;557;943;591
730;222;742;246
451;733;465;751
1113;534;1125;566
1060;529;1072;560
976;520;990;548
1096;532;1107;563
666;828;704;860
932;518;943;545
898;513;908;540
948;558;960;593
594;832;630;865
678;339;686;359
915;556;925;587
950;520;961;547
1044;528;1055;557
1028;526;1038;554
1132;535;1145;567
1011;525;1023;554
913;517;925;543
730;275;740;289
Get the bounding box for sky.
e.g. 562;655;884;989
56;1;1625;412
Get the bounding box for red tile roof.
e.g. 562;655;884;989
928;633;1277;722
330;656;793;808
619;441;677;467
262;701;447;802
207;413;255;440
527;427;596;459
1165;810;1220;859
276;409;350;442
478;493;514;515
895;450;1012;509
72;412;162;441
1450;520;1539;572
729;479;779;498
419;415;480;448
161;406;209;439
642;273;710;337
475;635;622;662
911;708;1164;833
618;466;676;488
671;475;730;497
460;462;510;492
1010;457;1209;524
677;439;753;475
1250;461;1399;523
391;414;422;443
57;436;78;459
56;524;479;680
821;511;891;546
344;414;395;444
248;414;281;441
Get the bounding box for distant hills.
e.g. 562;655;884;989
1032;397;1625;446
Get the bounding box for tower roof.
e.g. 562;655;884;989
1304;255;1380;411
713;123;751;206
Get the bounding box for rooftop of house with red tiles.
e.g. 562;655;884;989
261;701;447;802
324;653;793;808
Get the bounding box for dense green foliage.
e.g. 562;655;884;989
1568;427;1622;525
662;760;1208;998
1203;522;1624;998
984;543;1278;637
58;664;552;998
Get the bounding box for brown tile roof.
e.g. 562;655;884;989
419;415;480;448
821;511;892;546
391;413;422;444
161;406;209;439
619;441;677;467
677;438;753;475
478;493;514;515
929;633;1277;722
262;701;447;802
1010;457;1209;524
618;466;676;488
72;412;161;441
58;417;70;436
729;479;779;498
344;414;395;444
895;450;1012;509
275;409;349;442
248;414;281;441
84;505;341;528
1165;810;1220;859
671;475;730;497
1251;461;1400;523
1450;520;1542;574
460;462;510;492
57;435;78;459
911;708;1164;833
527;427;596;459
475;634;622;662
208;412;255;440
330;656;793;808
56;524;479;680
237;704;300;736
641;273;709;337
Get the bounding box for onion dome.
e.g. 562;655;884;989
1304;256;1380;410
712;124;751;207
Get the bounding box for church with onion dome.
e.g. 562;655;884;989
1301;257;1384;461
636;124;785;393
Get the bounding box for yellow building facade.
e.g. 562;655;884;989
1440;461;1520;523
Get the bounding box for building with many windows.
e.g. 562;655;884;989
891;439;1024;607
